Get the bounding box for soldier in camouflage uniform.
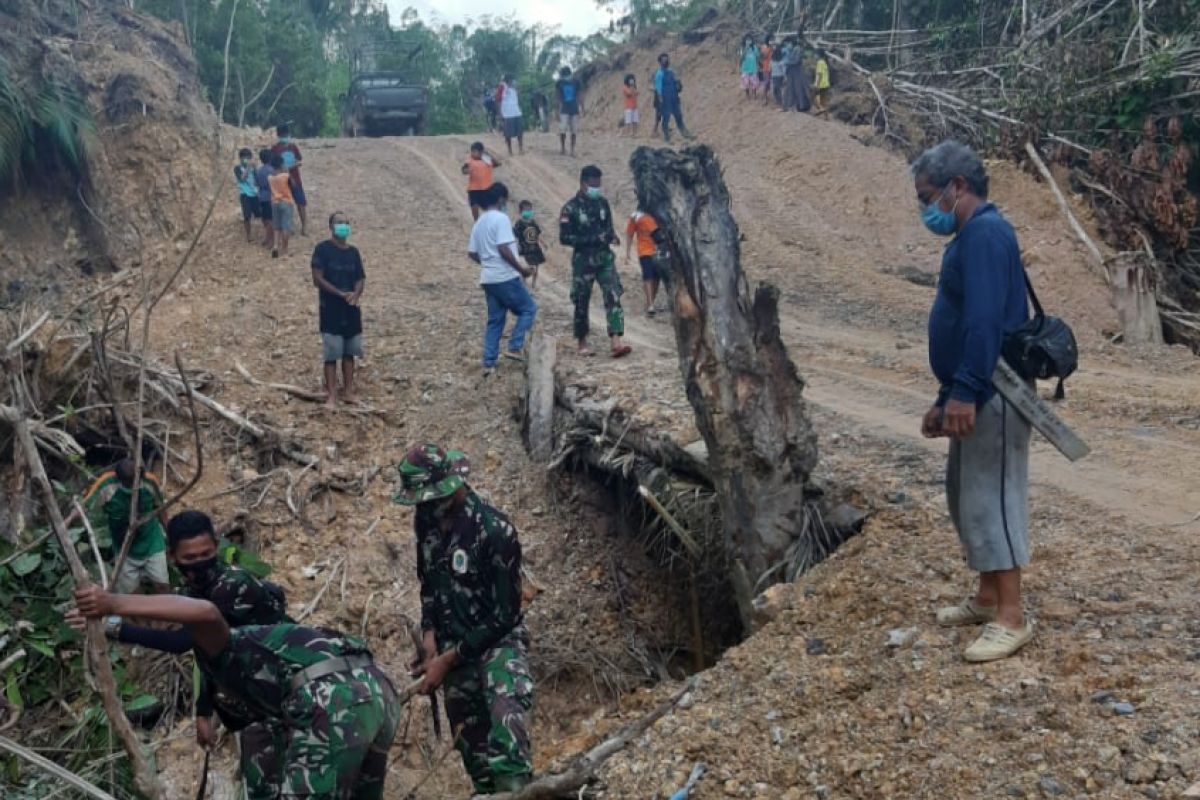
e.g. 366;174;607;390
72;588;401;799
393;444;534;794
559;165;633;359
73;510;292;798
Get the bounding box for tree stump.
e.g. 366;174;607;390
630;145;820;625
522;333;557;463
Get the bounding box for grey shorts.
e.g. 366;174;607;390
272;202;294;233
114;551;170;593
503;115;524;138
321;333;362;362
559;113;579;134
946;393;1032;572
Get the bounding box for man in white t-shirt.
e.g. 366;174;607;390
497;75;524;156
468;182;537;372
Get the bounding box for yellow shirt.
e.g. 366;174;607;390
814;59;830;90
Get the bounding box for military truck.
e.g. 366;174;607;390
341;73;428;137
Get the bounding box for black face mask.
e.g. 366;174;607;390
178;556;221;589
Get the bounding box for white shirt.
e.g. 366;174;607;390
469;209;520;285
500;84;521;119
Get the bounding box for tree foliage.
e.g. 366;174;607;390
135;0;617;136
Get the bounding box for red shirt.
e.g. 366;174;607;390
270;142;303;188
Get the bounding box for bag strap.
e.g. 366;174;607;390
1020;264;1045;318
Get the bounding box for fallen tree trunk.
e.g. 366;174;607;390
629;145;821;626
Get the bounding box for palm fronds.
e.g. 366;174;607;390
0;52;95;187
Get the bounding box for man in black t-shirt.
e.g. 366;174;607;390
310;211;365;408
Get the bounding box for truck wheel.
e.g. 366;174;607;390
415;117;427;136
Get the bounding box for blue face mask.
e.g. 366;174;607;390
521;210;535;220
279;136;291;145
921;185;959;236
585;186;603;200
333;223;351;239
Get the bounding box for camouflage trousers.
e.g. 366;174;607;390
443;634;534;794
570;249;624;341
239;720;286;799
279;664;401;799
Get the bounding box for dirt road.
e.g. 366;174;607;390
151;103;1200;796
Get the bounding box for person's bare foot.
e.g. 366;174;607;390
324;395;338;410
341;391;360;405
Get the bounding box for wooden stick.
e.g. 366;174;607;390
2;311;51;359
991;360;1090;461
75;499;109;588
1023;142;1105;269
296;556;345;622
2;399;163;798
0;734;118;800
234;360;328;403
475;680;695;800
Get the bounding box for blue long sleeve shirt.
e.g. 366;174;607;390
927;203;1029;407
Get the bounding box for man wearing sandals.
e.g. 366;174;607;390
913;141;1035;662
559;165;632;359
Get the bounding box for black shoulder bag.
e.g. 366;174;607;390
1002;267;1079;399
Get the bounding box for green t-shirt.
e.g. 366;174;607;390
83;472;166;559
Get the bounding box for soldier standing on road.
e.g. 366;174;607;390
69;511;293;798
559;165;632;358
393;445;533;795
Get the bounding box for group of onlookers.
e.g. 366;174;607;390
233;123;309;258
741;34;832;113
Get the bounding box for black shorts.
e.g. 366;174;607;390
239;195;258;221
257;199;273;220
639;255;662;281
468;189;491;208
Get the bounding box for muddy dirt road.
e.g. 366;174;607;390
149;104;1200;796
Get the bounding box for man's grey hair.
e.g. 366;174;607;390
911;140;989;198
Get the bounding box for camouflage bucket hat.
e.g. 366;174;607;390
393;444;471;505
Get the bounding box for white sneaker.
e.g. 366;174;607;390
935;598;998;627
963;622;1034;662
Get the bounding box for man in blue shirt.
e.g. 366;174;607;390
913;140;1034;663
654;53;692;144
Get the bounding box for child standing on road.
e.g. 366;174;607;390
622;74;640;138
513;200;547;287
769;43;787;106
254;149;274;247
624;210;666;316
463;141;500;221
740;36;760;97
813;49;832;114
759;35;775;105
267;153;295;258
270;124;307;236
234;148;258;243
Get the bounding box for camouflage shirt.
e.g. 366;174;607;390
188;564;292;719
200;624;373;724
559;193;617;253
416;491;524;662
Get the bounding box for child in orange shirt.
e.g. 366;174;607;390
759;35;775;105
462;141;501;220
622;74;639;138
624;209;665;315
267;153;295;258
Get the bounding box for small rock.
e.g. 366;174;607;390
677;691;695;710
1123;758;1157;784
1139;729;1159;744
1096;745;1121;768
1098;654;1114;665
770;725;784;745
1038;775;1065;796
805;638;827;656
1090;690;1115;705
1006;787;1025;797
1113;702;1135;716
765;709;781;721
887;628;919;648
886;490;908;504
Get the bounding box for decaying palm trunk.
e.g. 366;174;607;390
630;145;820;624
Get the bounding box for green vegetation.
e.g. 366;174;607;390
136;0;623;136
0;54;95;187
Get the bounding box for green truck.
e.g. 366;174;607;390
340;72;429;137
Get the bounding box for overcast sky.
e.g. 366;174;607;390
389;0;616;38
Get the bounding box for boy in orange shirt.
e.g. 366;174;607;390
621;74;639;138
624;209;665;315
267;153;295;258
462;141;501;220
